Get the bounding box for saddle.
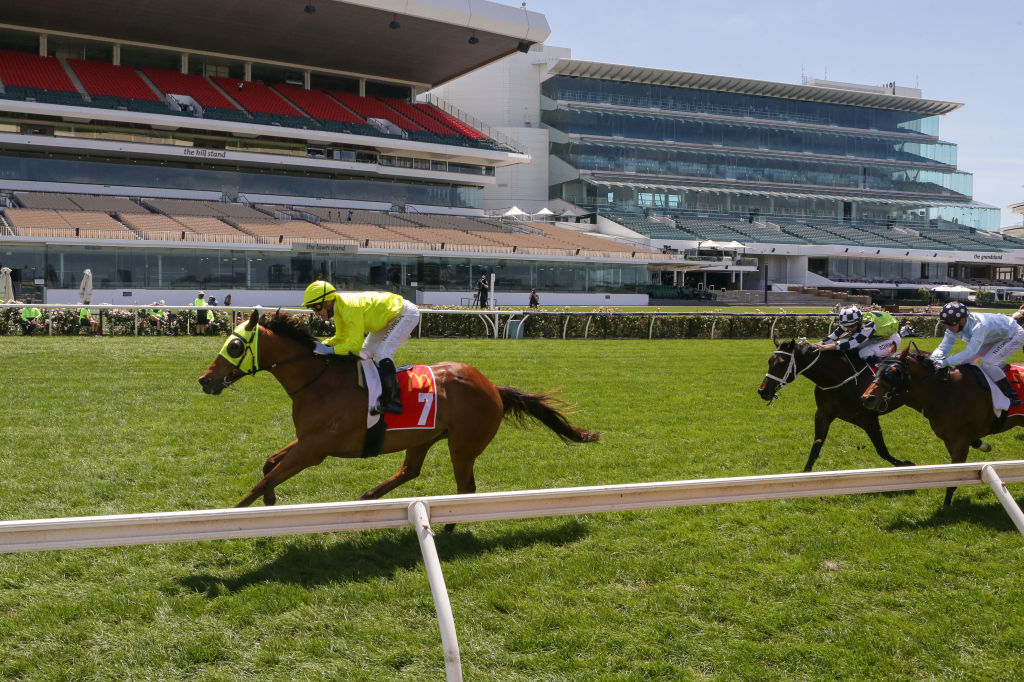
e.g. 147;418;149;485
956;364;1024;432
358;361;439;458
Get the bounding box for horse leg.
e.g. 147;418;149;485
804;410;835;472
357;442;435;501
943;440;971;507
437;428;498;531
235;440;328;507
859;415;915;467
970;438;993;453
260;441;296;506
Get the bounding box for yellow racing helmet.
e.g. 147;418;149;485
303;280;337;308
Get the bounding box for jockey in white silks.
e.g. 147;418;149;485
930;301;1024;407
816;305;901;362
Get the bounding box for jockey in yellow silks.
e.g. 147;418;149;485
302;280;421;415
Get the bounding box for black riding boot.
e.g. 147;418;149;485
995;378;1021;407
377;358;403;415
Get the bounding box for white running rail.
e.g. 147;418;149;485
2;461;1023;681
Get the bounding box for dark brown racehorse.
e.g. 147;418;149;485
758;338;919;471
198;311;599;508
862;347;1018;505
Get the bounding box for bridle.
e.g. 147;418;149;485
763;345;820;400
865;358;908;412
764;344;872;402
221;324;328;396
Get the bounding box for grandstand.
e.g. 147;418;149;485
0;188;674;268
1;2;1021;306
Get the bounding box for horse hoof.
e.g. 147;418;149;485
977;442;992;453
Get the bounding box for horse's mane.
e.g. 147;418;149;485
261;312;317;350
880;347;937;372
905;347;938;370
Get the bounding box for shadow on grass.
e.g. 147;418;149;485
178;519;588;596
886;498;1022;533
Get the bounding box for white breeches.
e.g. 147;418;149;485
362;300;420;361
857;333;901;361
974;325;1024;381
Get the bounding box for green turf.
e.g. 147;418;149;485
1;336;1023;680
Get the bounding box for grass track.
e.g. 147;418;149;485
1;336;1023;680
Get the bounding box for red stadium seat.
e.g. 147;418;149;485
0;49;77;92
379;97;460;135
417;103;486;139
68;59;160;101
271;84;364;123
330;92;424;131
211;77;304;116
142;69;236;109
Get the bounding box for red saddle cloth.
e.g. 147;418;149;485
1007;364;1024;417
383;365;437;430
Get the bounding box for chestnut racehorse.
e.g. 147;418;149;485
862;346;1019;505
198;311;599;508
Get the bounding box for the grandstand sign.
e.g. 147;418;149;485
290;242;358;253
973;253;1005;261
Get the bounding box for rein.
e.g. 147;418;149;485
281;357;331;397
764;346;820;396
765;346;871;398
866;359;907;412
819;355;871;391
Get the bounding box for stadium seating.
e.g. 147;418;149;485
271;84;364;124
330;92;424;131
529;222;638;254
71;195;151;214
235;220;349;244
379;98;457;135
4;207;135;239
15;192;81;210
68;59;160;101
141;68;237;109
172;216;249;239
211;77;303;116
143;198;274;222
417;103;486;139
0;49;77;92
300;207;421;227
0;50;510;150
321;221;435;248
119;213;186;235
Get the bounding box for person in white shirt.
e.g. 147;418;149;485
931;301;1024;406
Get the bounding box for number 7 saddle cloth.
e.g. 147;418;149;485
359;357;437;430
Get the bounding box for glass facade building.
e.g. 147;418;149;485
0;241;650;297
542;65;999;230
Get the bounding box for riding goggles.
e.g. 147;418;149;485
218;320;259;375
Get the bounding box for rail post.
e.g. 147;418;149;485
408;501;462;681
981;464;1024;537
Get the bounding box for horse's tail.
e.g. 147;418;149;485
496;386;600;443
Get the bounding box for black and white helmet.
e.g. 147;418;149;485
837;305;862;330
939;301;968;326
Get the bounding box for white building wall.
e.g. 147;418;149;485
430;45;570;212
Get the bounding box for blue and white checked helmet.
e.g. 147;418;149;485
837;305;862;330
939;301;968;326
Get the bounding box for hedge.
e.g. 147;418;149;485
0;307;942;340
